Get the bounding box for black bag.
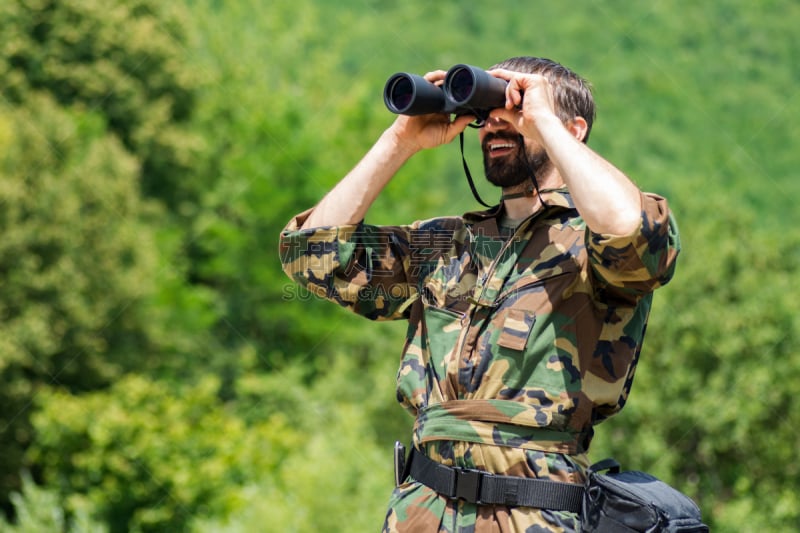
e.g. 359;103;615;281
581;459;709;532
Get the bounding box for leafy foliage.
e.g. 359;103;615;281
0;94;163;511
0;472;105;533
0;0;221;515
593;204;800;530
0;0;209;212
28;374;301;532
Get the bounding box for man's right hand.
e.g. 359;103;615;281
384;70;476;155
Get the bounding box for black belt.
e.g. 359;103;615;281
406;447;584;513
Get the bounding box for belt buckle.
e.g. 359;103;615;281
454;468;484;504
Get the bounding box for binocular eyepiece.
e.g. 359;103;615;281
383;64;507;120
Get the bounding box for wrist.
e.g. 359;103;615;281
531;111;565;134
530;112;578;150
382;122;422;159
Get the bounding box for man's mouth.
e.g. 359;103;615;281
489;142;517;157
486;140;516;158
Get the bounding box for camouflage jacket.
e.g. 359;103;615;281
279;188;679;455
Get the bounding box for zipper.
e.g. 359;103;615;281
454;217;537;365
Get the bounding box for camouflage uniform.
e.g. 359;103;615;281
279;187;680;532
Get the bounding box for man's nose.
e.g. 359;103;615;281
483;115;510;132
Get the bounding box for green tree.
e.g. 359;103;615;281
0;95;168;512
0;0;224;515
0;0;208;213
28;374;301;533
591;201;800;530
0;472;106;533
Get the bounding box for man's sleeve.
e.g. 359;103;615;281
279;209;420;321
586;192;681;303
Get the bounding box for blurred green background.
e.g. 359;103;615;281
0;0;798;531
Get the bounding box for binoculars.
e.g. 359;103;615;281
383;64;507;120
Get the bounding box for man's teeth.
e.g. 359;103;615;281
491;143;514;151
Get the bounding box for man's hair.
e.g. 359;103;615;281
491;57;595;143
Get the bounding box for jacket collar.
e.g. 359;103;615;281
462;187;575;226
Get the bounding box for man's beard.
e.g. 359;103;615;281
482;134;549;188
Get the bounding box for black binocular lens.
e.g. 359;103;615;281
386;76;414;112
445;66;476;105
383;72;446;115
444;64;507;113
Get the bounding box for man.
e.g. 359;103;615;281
279;57;680;532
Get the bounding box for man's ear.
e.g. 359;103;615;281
568;116;589;142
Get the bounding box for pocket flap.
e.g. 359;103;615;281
496;309;535;351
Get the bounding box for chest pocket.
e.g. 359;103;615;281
421;248;479;315
496;308;536;351
489;262;580;356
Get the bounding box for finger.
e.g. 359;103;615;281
445;114;477;140
453;113;477;129
505;78;524;109
487;68;512;81
423;70;448;84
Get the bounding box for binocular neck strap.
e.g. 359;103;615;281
459;132;493;208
